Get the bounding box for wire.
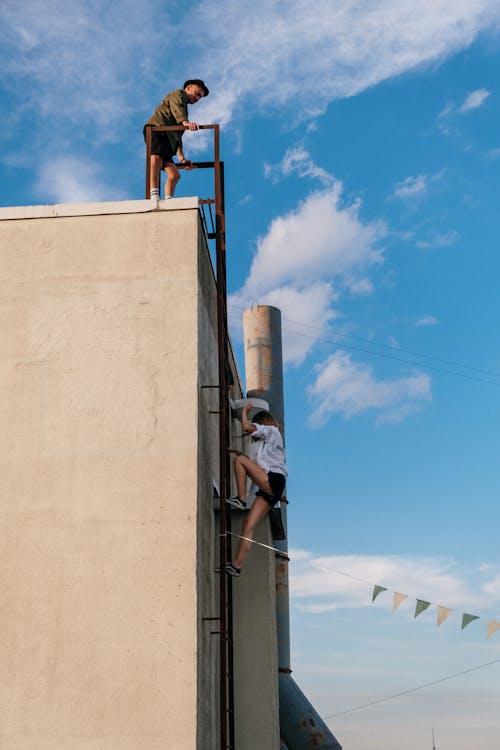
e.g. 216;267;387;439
227;310;500;387
227;534;500;716
281;316;500;379
227;303;500;378
324;658;500;719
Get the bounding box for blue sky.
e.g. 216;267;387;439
2;2;500;747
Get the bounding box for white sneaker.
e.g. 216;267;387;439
226;497;247;510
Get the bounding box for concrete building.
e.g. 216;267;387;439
0;198;281;749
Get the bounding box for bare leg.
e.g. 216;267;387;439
163;164;180;197
149;154;163;193
233;454;272;499
233;497;271;569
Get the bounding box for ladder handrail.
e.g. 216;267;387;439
145;123;235;750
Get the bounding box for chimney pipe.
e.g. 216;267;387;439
243;305;342;750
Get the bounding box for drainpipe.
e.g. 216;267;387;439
243;305;342;750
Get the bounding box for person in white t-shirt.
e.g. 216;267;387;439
225;403;287;577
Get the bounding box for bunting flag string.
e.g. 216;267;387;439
227;531;500;640
368;581;495;637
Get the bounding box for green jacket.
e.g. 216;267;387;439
145;89;189;153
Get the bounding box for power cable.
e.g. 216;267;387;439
226;535;500;717
228;303;500;378
324;658;500;719
281;316;500;379
227;310;500;387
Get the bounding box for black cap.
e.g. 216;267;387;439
183;79;209;97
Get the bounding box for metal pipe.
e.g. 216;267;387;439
243;305;284;433
243;305;290;670
243;304;342;750
279;675;342;749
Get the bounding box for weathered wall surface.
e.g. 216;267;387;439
0;203;201;750
231;510;281;750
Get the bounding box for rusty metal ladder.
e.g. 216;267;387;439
145;125;236;750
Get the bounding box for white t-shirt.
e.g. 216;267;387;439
250;423;287;477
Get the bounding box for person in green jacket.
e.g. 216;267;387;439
144;79;209;199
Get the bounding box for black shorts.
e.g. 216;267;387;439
256;471;286;506
143;127;175;162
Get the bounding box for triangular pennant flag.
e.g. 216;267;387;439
461;613;480;630
437;606;452;626
372;585;387;603
415;599;431;618
487;620;500;639
393;592;407;612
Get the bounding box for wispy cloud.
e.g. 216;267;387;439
3;0;499;140
34;156;126;204
307;351;431;426
392;169;446;201
265;146;335;187
2;1;500;201
289;550;500;616
459;87;491;112
238;194;253;205
416;229;460;249
196;0;500;126
392;174;428;199
0;0;161;134
415;316;438;327
438;87;492;133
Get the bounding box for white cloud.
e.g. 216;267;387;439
415;316;438;327
229;183;386;365
238;186;385;298
34;156;126;204
393;174;428;199
238;194;253;205
392;169;446;200
459;87;491;112
2;1;500;204
438;88;491;133
1;1;499;155
265;146;335;187
196;0;500;125
230;281;338;367
289;550;500;614
0;0;161;134
481;574;500;597
416;229;460;248
307;350;431;426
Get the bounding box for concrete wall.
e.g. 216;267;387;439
230;510;280;750
0;199;279;749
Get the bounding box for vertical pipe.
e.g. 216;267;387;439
243;305;284;431
242;305;290;672
243;305;342;750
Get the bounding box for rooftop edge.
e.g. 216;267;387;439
0;196;199;222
